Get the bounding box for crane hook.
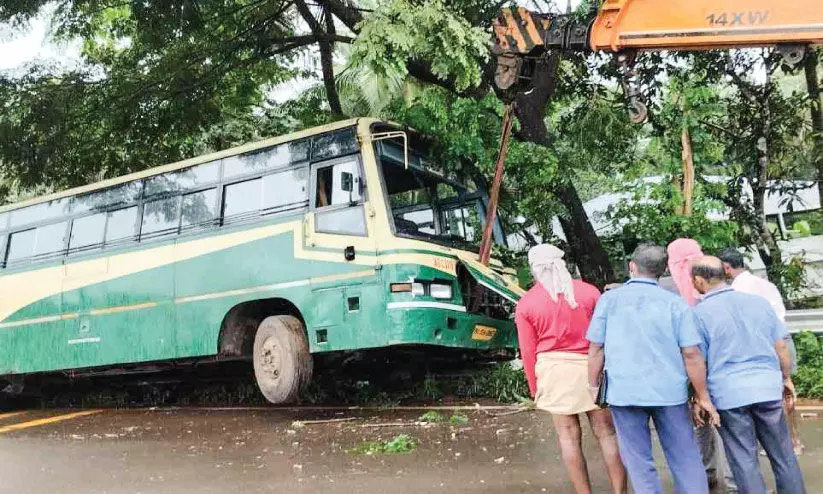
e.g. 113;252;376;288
617;51;649;124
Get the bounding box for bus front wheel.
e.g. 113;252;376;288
252;315;313;404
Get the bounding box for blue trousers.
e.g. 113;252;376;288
611;403;709;494
718;400;805;494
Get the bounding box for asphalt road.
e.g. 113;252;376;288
1;406;822;493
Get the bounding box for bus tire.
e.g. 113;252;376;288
253;315;313;404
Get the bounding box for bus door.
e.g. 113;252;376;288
306;155;380;350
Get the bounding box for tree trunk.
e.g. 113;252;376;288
296;0;343;115
804;49;823;202
751;110;784;293
319;10;343;115
512;54;616;286
726;54;786;294
680;125;695;216
554;182;616;286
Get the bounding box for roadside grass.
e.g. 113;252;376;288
794;331;823;399
418;410;469;424
21;361;530;409
349;434;417;455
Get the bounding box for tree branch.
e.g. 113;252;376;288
294;0;342;115
320;0;363;33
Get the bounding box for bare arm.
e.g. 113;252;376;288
775;338;796;405
775;338;793;380
682;345;720;426
588;343;605;389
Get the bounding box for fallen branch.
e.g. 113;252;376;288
489;408;531;417
486;404;535;417
292;417;358;426
361;422;419;428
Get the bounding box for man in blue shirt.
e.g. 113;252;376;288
691;256;805;494
587;243;719;494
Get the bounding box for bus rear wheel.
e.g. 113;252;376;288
252;315;312;404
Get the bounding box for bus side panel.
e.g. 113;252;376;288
171;229;382;356
63;245;176;370
0;226;382;374
0;320;68;375
173;230;322;357
306;280;386;351
0;262;68;374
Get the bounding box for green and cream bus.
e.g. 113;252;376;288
0;118;522;404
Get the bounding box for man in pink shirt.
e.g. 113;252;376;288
718;248;803;455
516;244;626;494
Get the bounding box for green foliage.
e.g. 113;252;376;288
785;210;823;236
350;0;488;92
417;410;467;424
793;332;823;399
0;1;299;196
350;434;417;455
769;256;809;300
451;364;530;403
421;375;444;401
419;410;446;423
606;180;739;255
449;413;469;424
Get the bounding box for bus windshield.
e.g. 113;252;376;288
377;141;485;249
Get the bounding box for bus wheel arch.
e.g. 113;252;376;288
217;298;307;357
217;298;313;404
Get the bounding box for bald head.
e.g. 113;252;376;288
691;256;726;294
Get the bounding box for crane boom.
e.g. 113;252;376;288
591;0;823;53
492;1;823;97
494;1;823;57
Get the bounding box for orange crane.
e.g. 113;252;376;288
492;0;823;121
476;0;823;263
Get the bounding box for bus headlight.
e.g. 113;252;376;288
390;281;452;299
429;283;453;299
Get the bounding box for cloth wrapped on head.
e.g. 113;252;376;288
667;238;703;306
528;244;577;309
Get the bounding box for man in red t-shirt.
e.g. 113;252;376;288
515;244;626;494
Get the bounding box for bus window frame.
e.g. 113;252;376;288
179;187;221;234
0;127;361;268
310;155;369;237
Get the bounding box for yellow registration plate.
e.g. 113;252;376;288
471;325;497;341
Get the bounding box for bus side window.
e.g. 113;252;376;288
33;222;69;259
312;159;367;236
69;212;106;253
141;196;181;240
6;229;36;264
262;167;308;213
222;178;263;224
313;159;362;209
106;206;139;246
181;188;218;231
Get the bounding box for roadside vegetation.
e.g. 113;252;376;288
16;333;823;409
19;362;529;409
349;434;418;455
794;331;823;399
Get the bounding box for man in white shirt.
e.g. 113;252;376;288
718;248;803;455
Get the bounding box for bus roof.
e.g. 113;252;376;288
0;117;384;215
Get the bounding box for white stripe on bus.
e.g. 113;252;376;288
0;269;377;329
67;337;101;345
0;313;78;329
174;269;377;304
88;301;157;316
386;301;467;312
